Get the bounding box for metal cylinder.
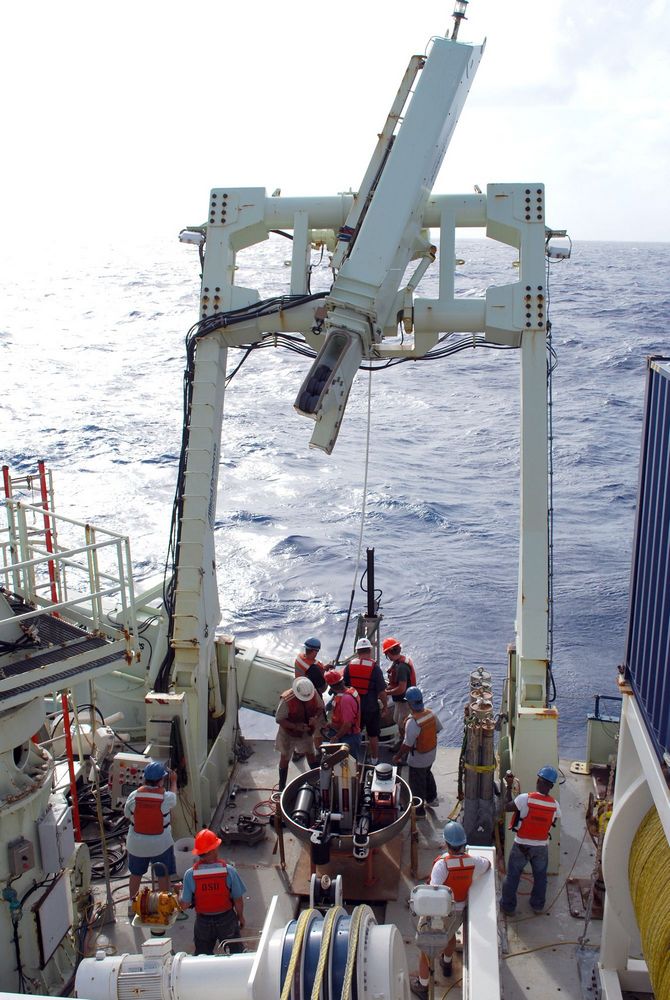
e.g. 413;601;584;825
291;782;317;827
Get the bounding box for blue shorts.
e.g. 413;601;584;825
127;845;176;877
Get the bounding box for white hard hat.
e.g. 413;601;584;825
292;677;315;701
356;636;372;651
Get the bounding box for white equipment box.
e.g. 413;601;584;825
37;799;75;873
109;751;149;805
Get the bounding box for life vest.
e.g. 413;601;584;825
192;860;233;914
281;688;321;724
331;688;361;733
347;655;376;696
413;709;438;754
515;792;558;842
388;655;416;691
432;851;477;904
132;786;169;836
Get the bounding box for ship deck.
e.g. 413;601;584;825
87;741;604;999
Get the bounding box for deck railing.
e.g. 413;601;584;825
0;497;139;662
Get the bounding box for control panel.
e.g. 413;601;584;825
8;837;35;877
109;751;148;806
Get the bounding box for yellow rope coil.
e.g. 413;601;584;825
310;906;344;1000
280;908;316;1000
341;905;369;1000
629;806;670;1000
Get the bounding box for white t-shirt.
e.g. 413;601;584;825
513;792;561;846
404;711;443;767
430;854;490;911
124;788;177;857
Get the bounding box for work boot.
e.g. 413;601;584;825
440;956;453;977
410;977;429;999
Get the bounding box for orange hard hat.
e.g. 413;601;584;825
382;637;401;654
193;828;222;855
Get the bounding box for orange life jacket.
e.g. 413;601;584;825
347;655;376;696
281;689;321;724
295;653;324;677
515;792;558;842
432;851;477;904
192;860;233;914
132;786;169;836
413;709;438;753
331;688;361;733
388;655;416;691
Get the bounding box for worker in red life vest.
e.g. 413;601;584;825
382;636;416;743
343;636;387;764
500;764;561;915
274;677;323;790
179;828;246;955
324;669;362;759
393;686;442;815
124;761;177;912
411;821;490;998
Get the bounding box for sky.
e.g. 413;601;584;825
2;0;669;247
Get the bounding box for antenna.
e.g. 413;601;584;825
450;0;469;40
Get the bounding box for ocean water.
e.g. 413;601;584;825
2;237;669;756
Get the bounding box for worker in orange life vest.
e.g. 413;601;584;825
500;764;561;915
343;636;387;764
294;637;328;757
382;636;416;742
275;677;323;790
323;669;362;759
410;821;490;998
179;828;246;955
393;686;442;815
124;761;177;910
294;636;328;695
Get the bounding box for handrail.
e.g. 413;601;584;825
0;497;139;661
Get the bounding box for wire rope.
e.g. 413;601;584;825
340;904;367;1000
335;367;373;662
310;906;344;1000
279;908;316;1000
629;806;670;998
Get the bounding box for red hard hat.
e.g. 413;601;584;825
382;637;401;653
324;669;343;686
193;828;222;855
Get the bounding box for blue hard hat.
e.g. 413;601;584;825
304;637;321;650
537;765;558;786
443;821;467;848
144;761;168;782
405;686;424;707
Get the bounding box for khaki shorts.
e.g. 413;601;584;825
393;701;411;727
275;727;316;758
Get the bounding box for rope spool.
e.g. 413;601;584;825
629;806;670;999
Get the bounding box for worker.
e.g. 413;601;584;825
275;676;323;790
500;764;561;915
411;821;490;998
382;636;416;742
180;828;246;955
392;686;442;814
294;636;328;758
323;669;362;759
124;761;177;912
294;636;327;695
343;636;387;764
